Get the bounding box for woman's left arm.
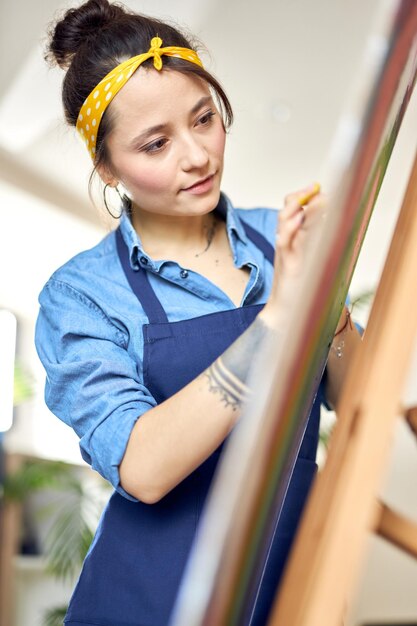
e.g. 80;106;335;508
325;306;363;410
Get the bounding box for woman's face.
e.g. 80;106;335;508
102;69;226;218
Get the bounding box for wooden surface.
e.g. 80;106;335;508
375;501;417;559
268;148;417;626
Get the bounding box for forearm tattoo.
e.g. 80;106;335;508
205;317;271;410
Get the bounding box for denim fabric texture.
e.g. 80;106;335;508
35;194;278;500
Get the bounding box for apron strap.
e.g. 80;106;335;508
240;220;275;265
115;227;169;324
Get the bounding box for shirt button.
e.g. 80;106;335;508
140;256;148;265
180;269;189;279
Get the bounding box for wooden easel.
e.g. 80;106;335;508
268;149;417;625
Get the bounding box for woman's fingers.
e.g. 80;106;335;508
275;185;327;278
281;182;321;219
279;188;326;237
277;209;305;249
266;183;327;313
302;192;327;227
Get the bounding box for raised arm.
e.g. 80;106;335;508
120;184;335;502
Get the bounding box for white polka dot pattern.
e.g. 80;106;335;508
76;36;204;160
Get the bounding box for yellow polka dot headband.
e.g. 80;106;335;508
76;37;204;160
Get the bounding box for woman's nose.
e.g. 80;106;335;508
180;134;209;171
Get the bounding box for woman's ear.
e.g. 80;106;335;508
96;163;118;188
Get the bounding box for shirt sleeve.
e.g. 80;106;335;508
35;278;157;501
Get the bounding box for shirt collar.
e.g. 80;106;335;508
118;192;248;270
215;192;248;245
119;207;147;270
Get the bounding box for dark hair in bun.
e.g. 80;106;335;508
46;0;233;169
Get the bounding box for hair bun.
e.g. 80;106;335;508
46;0;125;68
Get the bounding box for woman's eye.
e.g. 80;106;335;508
198;110;216;126
143;138;167;154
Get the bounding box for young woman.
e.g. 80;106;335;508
35;1;361;624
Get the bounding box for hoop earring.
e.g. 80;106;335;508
103;183;123;219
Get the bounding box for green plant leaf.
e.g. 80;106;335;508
3;460;75;502
350;289;375;314
42;604;67;626
4;458;110;590
13;361;33;406
44;502;94;582
41;479;107;582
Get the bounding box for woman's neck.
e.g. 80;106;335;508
131;208;218;261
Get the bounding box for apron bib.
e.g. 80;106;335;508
65;220;321;626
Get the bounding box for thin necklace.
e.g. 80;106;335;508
195;215;218;258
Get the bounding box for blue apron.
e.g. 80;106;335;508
64;217;321;626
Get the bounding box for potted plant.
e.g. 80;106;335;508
1;363;110;626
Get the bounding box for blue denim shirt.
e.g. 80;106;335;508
35;194;277;500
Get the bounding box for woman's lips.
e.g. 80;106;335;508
182;174;215;195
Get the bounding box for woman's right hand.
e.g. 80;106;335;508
260;183;325;327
